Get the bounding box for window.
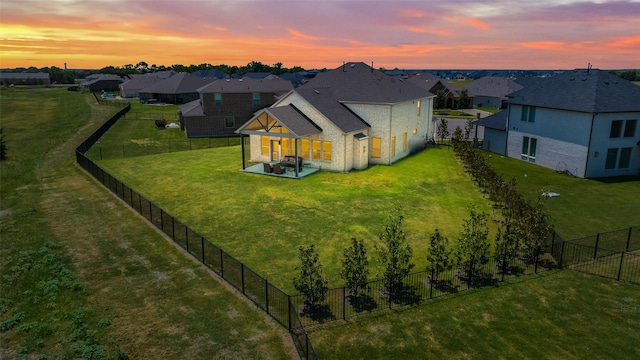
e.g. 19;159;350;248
372;137;381;158
521;106;536;122
521;136;537;162
261;136;269;155
224;116;235;128
403;133;407;151
607;147;633;169
610;120;623;138
252;93;260;106
282;138;291;156
624;120;637;137
214;93;222;106
323;141;332;161
416;100;421;115
301;139;310;159
605;148;618;169
313;140;321;160
391;136;396;156
619;147;632;168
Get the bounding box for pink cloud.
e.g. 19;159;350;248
464;18;490;30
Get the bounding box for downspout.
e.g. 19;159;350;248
504;103;511;157
240;134;246;170
584;112;597;178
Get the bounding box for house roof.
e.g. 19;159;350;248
0;72;50;80
405;73;460;96
81;74;124;86
298;62;433;104
236;104;322;138
295;87;370;134
139;72;216;94
474;110;507;130
460;76;523;99
120;71;177;91
508;69;640;113
179;99;204;117
197;76;293;94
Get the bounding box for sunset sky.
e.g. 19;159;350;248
1;0;639;70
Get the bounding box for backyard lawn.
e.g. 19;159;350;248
96;145;490;291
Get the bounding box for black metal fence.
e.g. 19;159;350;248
76;106;638;360
91;136;249;160
76;105;317;359
550;226;640;284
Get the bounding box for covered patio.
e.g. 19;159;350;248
236;104;323;179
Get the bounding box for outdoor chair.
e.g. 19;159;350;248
273;164;285;174
263;163;273;173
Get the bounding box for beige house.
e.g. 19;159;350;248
236;62;435;177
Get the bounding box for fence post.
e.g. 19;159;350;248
265;281;269;315
241;263;245;294
185;226;189;252
288;296;292;331
501;251;507;282
593;233;600;259
559;241;565;269
149;201;152;221
617;252;625;281
160;208;164;231
138;193;142;216
626;227;632;252
534;246;540;274
343;286;346;320
171;216;175;239
201;236;205;263
467;260;474;289
429;267;434;299
220;250;224;278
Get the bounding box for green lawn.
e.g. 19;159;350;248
0;88;294;359
96;145;490;291
482;151;640;239
307;270;640;359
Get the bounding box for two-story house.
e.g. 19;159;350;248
179;76;293;138
505;68;640;178
235;62;435;176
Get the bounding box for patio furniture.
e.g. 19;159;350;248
273;164;285;174
263;163;273;173
280;156;303;171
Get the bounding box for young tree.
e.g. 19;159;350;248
427;229;452;278
434;90;447;109
293;245;328;308
456;206;491;281
452;126;464;148
464;118;474;139
376;208;414;301
456;89;470;109
436;118;449;144
341;238;369;298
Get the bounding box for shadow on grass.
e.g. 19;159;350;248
591;175;640;184
346;294;378;313
301;303;335;323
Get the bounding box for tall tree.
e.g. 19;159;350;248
434;90;447;109
457;89;470;109
293;245;328;308
456;206;491;281
376;208;414;301
436;118;449;144
427;229;452;278
341;238;369;298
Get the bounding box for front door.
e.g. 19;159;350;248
271;140;281;162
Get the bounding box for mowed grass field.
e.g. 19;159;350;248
0;88;294;359
96;145;491;291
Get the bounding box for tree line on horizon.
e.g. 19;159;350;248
2;63;639;85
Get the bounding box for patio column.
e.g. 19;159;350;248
240;134;246;170
294;138;299;178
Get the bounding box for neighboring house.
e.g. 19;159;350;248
505;68;640;178
138;72;217;104
119;71;176;98
406;72;460;109
475;110;508;155
235;62;435;175
178;75;293;137
80;74;124;92
461;76;523;109
0;72;51;86
192;69;228;79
